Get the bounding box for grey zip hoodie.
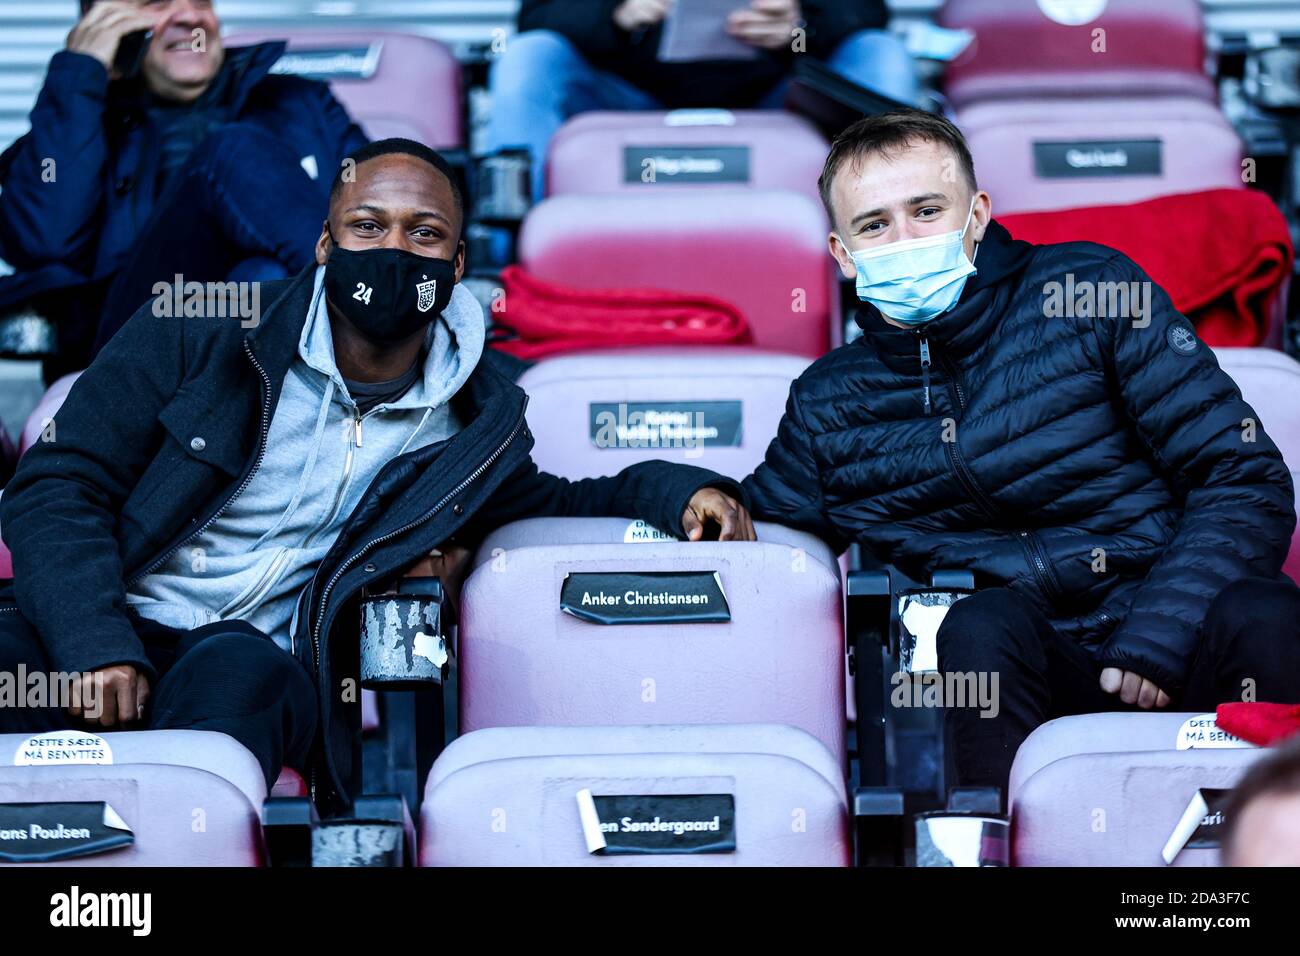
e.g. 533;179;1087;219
125;265;486;642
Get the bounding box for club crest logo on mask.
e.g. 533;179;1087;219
416;277;438;314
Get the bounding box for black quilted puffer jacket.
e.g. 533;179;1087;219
743;221;1296;694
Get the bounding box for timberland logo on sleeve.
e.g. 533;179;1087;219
1167;323;1200;355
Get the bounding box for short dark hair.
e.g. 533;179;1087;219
818;109;978;226
329;137;464;225
1221;735;1300;863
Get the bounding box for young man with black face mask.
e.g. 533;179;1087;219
0;138;755;809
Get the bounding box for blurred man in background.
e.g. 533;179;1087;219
0;0;366;373
485;0;918;200
1222;735;1300;866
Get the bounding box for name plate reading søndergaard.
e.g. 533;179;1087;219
560;571;730;625
588;794;737;855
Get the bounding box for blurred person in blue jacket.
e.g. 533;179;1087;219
485;0;919;200
0;0;367;373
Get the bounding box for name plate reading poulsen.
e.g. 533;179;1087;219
583;793;737;855
560;571;730;625
0;801;133;863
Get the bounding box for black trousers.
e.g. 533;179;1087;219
0;611;317;787
935;577;1300;797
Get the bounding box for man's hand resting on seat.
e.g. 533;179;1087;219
683;488;755;541
67;663;150;727
1100;667;1171;709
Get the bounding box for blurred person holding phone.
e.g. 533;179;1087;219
485;0;920;200
0;0;367;373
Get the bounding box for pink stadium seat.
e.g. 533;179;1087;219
1009;713;1265;866
224;30;462;149
940;0;1214;109
419;724;850;866
459;518;846;763
518;190;835;355
545;110;828;204
516;348;809;481
1215;347;1300;583
960;97;1244;214
0;730;269;866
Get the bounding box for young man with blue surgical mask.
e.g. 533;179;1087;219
742;109;1300;799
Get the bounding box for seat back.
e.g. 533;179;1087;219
941;0;1213;108
959;97;1244;215
0;730;266;866
518;190;834;356
1216;347;1300;583
546;110;828;204
459;518;846;763
1009;713;1262;866
420;724;850;866
224;30;462;148
516;348;808;481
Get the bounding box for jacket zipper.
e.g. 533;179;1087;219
306;409;527;802
123;340;274;589
918;337;933;416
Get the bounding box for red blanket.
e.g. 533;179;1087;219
1000;189;1293;346
1216;702;1300;747
489;265;751;360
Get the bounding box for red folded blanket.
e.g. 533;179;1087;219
1000;189;1293;346
489;265;751;360
1216;702;1300;747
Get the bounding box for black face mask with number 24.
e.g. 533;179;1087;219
325;237;457;345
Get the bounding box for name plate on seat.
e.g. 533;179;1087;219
560;571;730;625
590;401;743;449
0;801;133;863
623;146;750;184
579;792;736;855
1033;139;1162;178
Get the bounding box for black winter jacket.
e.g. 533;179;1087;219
743;221;1296;695
0;265;741;807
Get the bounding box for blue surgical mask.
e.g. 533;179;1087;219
847;198;979;326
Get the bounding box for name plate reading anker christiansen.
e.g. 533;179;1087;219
577;791;737;855
560;571;731;625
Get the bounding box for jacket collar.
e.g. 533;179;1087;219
853;219;1037;364
246;263;516;423
107;41;287;120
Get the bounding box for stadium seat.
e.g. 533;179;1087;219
1215;347;1300;583
959;96;1244;214
419;724;850;866
518;190;835;355
0;730;270;866
224;30;462;149
940;0;1215;109
516;348;809;481
545;110;828;204
458;518;846;763
1009;713;1264;866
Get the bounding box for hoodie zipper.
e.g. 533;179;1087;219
306;409;528;802
124;340;274;588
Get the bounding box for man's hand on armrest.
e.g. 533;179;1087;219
68;663;150;728
682;487;756;542
1099;667;1170;710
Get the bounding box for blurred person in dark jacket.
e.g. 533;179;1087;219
485;0;918;200
0;0;367;372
